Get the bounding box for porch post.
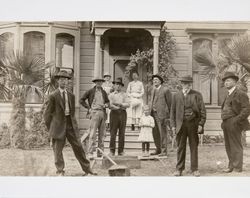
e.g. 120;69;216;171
153;35;159;74
94;34;101;77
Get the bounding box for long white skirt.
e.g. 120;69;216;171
126;97;143;125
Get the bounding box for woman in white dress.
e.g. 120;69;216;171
126;71;144;131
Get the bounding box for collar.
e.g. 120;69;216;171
228;86;236;95
155;85;161;90
59;87;67;94
182;88;191;94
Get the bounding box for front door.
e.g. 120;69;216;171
113;59;130;89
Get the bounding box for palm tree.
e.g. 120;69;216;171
193;33;250;146
0;51;53;148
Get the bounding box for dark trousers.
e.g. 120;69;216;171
109;110;127;154
142;142;150;152
52;116;90;174
151;111;168;154
176;119;199;172
221;117;243;170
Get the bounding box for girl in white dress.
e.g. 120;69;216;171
126;71;144;131
138;105;155;156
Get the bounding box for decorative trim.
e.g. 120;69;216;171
186;28;247;34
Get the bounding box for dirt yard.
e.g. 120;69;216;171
1;145;250;176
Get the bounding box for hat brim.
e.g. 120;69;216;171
152;75;164;84
180;79;193;83
104;75;111;78
112;81;124;86
222;76;239;82
92;79;105;83
55;75;71;79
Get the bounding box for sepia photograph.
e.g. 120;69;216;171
1;0;250;197
1;20;250;177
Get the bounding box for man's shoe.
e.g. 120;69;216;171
118;152;125;156
223;168;233;173
56;171;65;176
173;170;182;176
158;152;167;157
192;170;200;177
234;168;242;173
86;168;98;176
150;151;161;155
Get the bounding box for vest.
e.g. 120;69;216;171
152;88;160;111
183;93;195;121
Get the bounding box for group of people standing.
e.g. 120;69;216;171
43;69;250;177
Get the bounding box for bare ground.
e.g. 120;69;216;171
1;145;250;176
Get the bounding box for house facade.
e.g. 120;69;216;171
0;21;250;140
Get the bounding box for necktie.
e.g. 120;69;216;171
62;91;66;109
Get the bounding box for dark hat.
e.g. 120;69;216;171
222;71;239;82
180;75;193;83
103;72;111;78
92;76;105;83
55;70;72;79
112;77;124;86
152;74;164;84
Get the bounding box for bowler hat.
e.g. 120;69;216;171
222;71;239;82
152;74;164;84
180;75;193;83
55;70;71;79
92;76;105;83
112;77;124;86
103;72;111;78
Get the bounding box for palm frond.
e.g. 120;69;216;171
193;40;216;68
0;50;54;98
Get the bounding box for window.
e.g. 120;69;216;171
0;32;14;57
24;31;45;61
192;39;213;104
56;33;74;69
23;31;45;103
0;33;14;102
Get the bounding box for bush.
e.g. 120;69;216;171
0;122;10;148
24;107;49;149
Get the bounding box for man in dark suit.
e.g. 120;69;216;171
149;74;172;156
170;75;206;177
221;72;250;173
44;70;96;176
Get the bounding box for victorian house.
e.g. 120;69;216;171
0;21;250;148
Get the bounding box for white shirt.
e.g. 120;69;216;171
183;89;191;96
155;85;161;90
59;88;70;115
228;86;236;95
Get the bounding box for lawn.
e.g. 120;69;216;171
1;145;250;176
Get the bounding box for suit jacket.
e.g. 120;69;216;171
43;89;78;139
221;88;250;131
170;89;206;134
79;86;109;109
149;85;172;119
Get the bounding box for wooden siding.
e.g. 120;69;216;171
79;22;95;131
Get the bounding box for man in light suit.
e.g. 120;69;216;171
170;75;206;177
44;70;97;176
221;72;250;173
149;74;172;156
